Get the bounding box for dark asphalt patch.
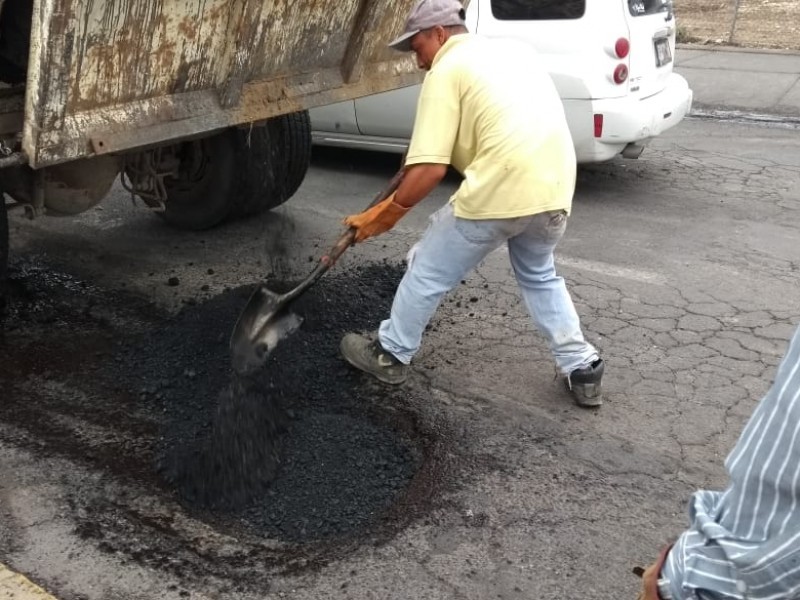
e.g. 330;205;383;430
0;258;465;584
150;264;419;540
160;376;289;512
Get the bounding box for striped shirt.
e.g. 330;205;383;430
661;325;800;600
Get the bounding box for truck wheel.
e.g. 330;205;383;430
159;134;237;231
149;111;311;230
230;110;312;219
276;110;313;202
1;199;8;312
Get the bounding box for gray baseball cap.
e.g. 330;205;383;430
388;0;466;52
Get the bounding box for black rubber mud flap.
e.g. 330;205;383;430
230;110;312;219
0;199;8;313
0;0;33;85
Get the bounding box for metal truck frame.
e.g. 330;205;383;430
0;0;422;298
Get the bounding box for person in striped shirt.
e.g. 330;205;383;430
637;324;800;599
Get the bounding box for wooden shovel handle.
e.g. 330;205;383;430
272;163;407;307
323;165;406;266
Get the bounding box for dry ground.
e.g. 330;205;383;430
675;0;799;50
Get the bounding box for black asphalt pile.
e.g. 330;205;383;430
1;256;464;580
106;261;420;540
1;260;105;328
159;375;289;510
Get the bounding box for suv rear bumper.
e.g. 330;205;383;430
567;73;693;163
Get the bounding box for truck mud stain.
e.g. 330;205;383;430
0;258;465;585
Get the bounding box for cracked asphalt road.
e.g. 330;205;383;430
1;115;799;600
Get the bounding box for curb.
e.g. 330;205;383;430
688;107;800;129
0;563;58;600
676;43;800;57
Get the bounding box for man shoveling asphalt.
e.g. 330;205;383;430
338;0;604;407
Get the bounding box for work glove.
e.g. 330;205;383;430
344;192;409;243
633;544;674;600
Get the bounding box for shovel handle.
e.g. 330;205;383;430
278;166;406;307
257;163;408;313
321;165;406;267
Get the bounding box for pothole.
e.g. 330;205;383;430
0;260;465;582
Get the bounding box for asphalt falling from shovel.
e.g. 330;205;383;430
159;276;306;510
157;263;420;527
160;375;290;510
1;256;457;555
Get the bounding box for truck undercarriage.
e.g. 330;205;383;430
0;0;422;301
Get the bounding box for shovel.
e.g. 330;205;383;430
230;167;405;374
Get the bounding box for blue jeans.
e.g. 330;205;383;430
378;203;599;375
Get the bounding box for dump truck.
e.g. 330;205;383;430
0;0;424;299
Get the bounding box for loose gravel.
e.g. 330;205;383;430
1;258;454;547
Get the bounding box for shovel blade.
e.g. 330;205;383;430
230;285;302;374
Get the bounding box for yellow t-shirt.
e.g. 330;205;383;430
405;34;576;219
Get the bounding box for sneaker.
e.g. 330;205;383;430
565;358;604;407
340;333;409;385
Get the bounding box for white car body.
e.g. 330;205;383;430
310;0;693;164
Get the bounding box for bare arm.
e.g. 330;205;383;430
342;162;448;243
393;163;448;209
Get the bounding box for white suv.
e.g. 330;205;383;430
311;0;693;163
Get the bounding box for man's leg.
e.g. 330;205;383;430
378;204;518;362
507;210;603;404
341;204;509;383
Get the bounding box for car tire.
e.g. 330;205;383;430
230;110;312;219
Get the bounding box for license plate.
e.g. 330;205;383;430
654;37;672;67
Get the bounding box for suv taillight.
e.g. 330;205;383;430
613;64;629;84
594;114;604;138
615;37;630;59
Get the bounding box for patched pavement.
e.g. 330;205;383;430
2;114;798;598
3;43;800;599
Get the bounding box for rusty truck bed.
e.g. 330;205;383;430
21;0;421;168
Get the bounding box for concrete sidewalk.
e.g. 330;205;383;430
675;44;800;119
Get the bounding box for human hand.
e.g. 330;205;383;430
634;560;661;600
633;544;673;600
343;192;409;242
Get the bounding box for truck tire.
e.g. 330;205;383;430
230;110;312;219
159;134;237;231
154;111;311;230
276;110;313;202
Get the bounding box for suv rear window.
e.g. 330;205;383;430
628;0;674;17
490;0;585;20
